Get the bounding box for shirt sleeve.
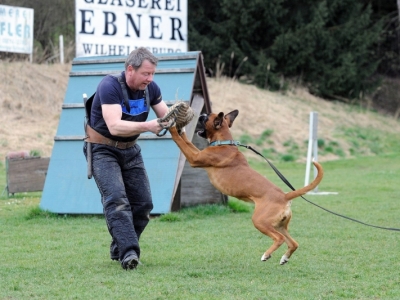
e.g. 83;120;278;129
90;75;123;127
148;81;162;106
97;75;122;105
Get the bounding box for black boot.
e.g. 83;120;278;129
121;250;139;270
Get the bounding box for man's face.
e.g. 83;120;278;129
126;59;156;90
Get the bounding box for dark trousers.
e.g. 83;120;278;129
84;142;153;259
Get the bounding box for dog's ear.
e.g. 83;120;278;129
214;112;224;129
224;110;239;128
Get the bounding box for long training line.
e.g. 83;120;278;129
241;143;400;232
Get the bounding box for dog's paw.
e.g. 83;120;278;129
177;127;185;135
279;255;289;265
261;254;271;261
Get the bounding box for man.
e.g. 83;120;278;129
84;47;169;270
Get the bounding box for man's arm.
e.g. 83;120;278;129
152;101;169;119
102;103;166;136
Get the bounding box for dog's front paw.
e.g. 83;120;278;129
177;127;185;135
261;254;271;261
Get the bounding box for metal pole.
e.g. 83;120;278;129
59;35;64;64
304;112;319;191
304;112;314;186
312;112;319;192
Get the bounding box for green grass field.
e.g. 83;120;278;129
0;153;399;299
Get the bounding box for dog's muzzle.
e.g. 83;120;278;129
197;114;208;139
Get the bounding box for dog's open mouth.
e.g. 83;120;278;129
197;114;208;139
197;129;206;139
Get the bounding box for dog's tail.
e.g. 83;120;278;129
284;161;324;201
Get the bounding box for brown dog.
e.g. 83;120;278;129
169;110;323;265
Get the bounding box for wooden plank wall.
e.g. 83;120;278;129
6;157;50;194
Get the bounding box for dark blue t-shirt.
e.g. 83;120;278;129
90;71;162;128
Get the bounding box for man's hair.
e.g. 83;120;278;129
125;47;158;70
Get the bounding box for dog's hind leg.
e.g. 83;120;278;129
252;216;286;262
260;229;286;262
276;227;298;265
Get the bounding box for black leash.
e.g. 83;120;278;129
209;140;400;232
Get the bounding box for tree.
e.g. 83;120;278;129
189;0;384;100
268;0;383;99
188;0;286;78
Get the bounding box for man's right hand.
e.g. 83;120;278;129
147;119;170;135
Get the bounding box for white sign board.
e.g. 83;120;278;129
0;5;34;54
75;0;187;57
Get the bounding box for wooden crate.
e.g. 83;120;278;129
6;157;50;195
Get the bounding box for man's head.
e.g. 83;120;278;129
125;47;158;91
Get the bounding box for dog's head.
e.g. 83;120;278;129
197;110;239;140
